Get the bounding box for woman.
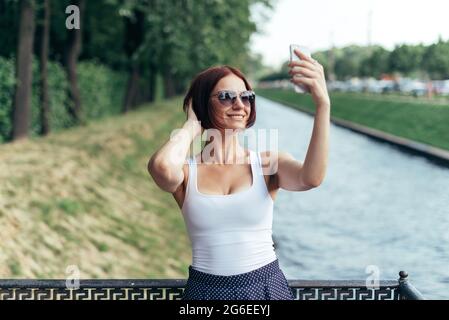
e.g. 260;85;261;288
148;48;330;300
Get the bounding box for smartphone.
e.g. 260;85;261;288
289;44;312;93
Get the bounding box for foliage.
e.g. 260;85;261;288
0;56;127;141
261;40;449;81
0;0;275;142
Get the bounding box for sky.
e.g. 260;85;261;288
250;0;449;69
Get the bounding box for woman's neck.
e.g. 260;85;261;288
201;130;246;165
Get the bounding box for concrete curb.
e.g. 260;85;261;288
330;116;449;166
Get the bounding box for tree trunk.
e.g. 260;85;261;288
12;0;36;141
122;10;145;112
65;0;84;124
123;65;140;113
135;77;148;108
163;71;176;98
147;66;156;103
39;0;50;135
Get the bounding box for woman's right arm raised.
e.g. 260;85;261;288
147;101;203;193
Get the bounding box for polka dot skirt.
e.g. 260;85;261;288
181;259;295;300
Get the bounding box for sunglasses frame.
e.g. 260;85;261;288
210;90;256;107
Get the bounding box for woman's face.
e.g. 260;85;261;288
209;74;252;131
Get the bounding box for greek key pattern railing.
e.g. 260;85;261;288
0;271;424;300
0;286;400;301
0;287;185;301
292;287;399;300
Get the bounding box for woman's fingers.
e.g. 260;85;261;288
288;53;330;106
293;48;315;64
291;76;316;90
292;49;323;69
288;59;318;72
289;66;316;78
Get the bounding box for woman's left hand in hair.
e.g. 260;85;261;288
288;49;331;108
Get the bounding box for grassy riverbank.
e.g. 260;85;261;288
0;98;191;278
256;88;449;151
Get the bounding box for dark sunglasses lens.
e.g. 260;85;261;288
216;91;254;107
241;92;255;105
218;92;236;106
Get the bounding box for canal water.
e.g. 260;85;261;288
252;96;449;299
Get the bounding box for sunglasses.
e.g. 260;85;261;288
210;90;256;107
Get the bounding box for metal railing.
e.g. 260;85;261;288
0;270;424;300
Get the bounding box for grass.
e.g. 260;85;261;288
256;88;449;151
0;97;192;279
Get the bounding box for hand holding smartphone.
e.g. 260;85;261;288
289;44;312;94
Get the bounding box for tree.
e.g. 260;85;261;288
0;0;20;58
122;7;145;112
0;0;277;144
422;39;449;80
388;44;425;75
333;45;371;80
65;0;85;124
38;0;51;135
360;46;389;79
13;0;36;141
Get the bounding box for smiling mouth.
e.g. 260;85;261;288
228;115;245;120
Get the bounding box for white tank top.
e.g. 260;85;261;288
181;149;277;276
